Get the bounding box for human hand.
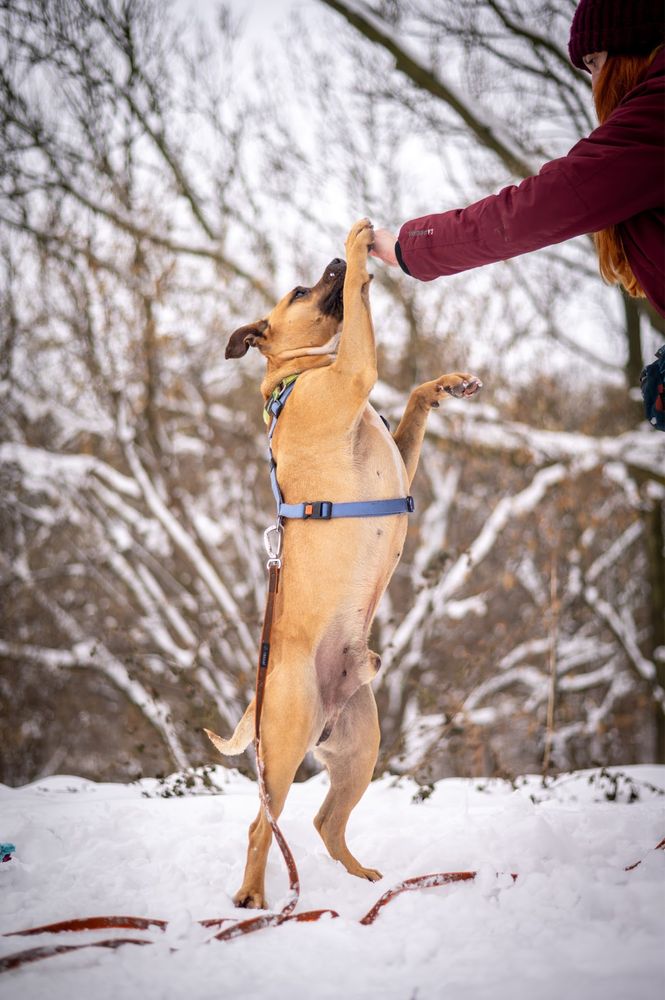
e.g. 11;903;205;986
369;228;399;266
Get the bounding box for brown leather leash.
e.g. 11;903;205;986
2;840;663;971
251;551;301;920
2;540;664;972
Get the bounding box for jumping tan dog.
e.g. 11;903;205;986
206;219;481;909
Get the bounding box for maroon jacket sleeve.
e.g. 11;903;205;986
396;63;665;281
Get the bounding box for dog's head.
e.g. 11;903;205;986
225;258;346;362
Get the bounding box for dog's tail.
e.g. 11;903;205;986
204;700;255;757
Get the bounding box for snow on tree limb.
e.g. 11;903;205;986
118;400;256;670
382;459;577;686
372;382;665;480
586;520;643;584
583;587;665;712
0;443;140;498
0;597;188;772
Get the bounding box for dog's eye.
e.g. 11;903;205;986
291;287;309;302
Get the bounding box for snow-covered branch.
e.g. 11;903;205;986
118;403;256;670
381;458;582;691
0;442;140;498
0;625;188;772
583;587;665;712
372;382;665;481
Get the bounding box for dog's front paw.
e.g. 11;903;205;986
345;217;375;267
420;373;483;407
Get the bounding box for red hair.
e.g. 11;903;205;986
592;46;662;297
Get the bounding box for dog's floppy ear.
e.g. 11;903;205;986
225;320;269;359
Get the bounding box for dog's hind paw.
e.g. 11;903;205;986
361;866;383;882
233;889;267;910
344;859;383;882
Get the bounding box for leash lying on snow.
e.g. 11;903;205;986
2;839;663;972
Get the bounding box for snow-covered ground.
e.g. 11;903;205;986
1;765;664;1000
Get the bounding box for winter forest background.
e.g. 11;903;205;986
1;0;664;789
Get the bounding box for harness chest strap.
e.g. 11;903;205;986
265;376;415;520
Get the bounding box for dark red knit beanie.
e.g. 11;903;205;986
568;0;664;70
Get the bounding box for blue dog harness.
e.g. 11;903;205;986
264;376;415;521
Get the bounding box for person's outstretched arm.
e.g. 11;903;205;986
371;59;663;282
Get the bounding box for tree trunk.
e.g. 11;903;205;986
622;291;644;392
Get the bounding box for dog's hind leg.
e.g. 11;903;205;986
313;683;382;882
234;672;316;910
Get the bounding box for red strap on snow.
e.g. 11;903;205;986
2;838;662;971
0;937;152;972
360;870;488;925
624;835;665;871
4;915;168;936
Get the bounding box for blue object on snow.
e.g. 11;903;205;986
1;843;16;862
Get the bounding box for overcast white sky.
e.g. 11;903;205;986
178;0;304;48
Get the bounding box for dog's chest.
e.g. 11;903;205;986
274;404;407;499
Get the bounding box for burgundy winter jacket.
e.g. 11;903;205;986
396;49;665;316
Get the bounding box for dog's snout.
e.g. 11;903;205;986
325;257;346;278
319;258;346;319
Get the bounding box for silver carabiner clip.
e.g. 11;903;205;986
263;523;283;568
